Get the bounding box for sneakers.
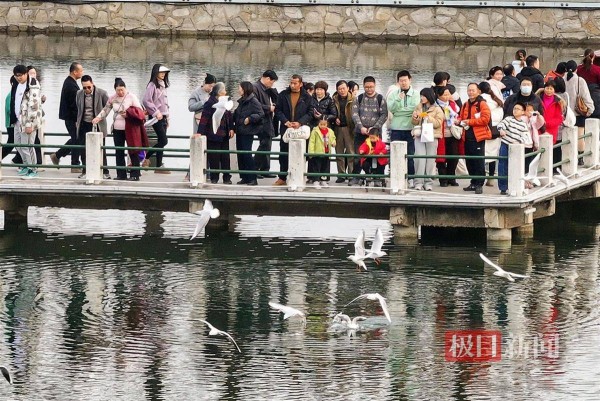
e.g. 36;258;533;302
374;180;382;188
22;169;38;179
408;179;415;189
424;184;433;191
273;178;286;186
448;180;459;187
463;185;476;191
321;181;329;188
335;177;345;183
475;186;483;194
78;173;86;179
17;167;29;176
50;153;59;166
103;173;111;180
154;165;171;174
500;190;508;195
313;181;321;190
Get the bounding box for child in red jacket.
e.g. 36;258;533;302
358;128;388;187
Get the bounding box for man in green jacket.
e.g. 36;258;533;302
386;70;419;188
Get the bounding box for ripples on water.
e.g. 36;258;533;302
0;205;599;400
1;33;600;400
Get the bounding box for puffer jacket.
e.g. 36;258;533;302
312;93;337;126
411;103;445;139
233;93;265;137
517;66;545;92
459;96;492;142
537;90;566;142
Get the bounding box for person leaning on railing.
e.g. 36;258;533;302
457;83;492;195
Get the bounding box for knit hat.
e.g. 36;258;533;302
205;73;216;84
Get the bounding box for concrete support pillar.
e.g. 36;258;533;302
508;143;525;196
287;139;305;192
390;206;418;244
1;196;28;231
584;118;600;168
86;131;103;184
189;135;207;188
538;134;553;187
389;141;407;194
487;228;511;242
562;125;579;177
514;223;534;239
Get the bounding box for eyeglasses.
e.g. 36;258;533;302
83;85;93;90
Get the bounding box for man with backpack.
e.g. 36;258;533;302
349;76;388;186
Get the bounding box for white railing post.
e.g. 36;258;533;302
85;131;103;184
390;141;407;194
584;118;600;168
538;134;553;187
287;138;305;192
562;126;579;176
190;134;207;188
508;143;525;196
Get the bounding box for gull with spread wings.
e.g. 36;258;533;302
365;228;387;265
480;253;529;282
199;319;241;353
190;199;220;240
269;302;306;324
344;293;392;323
348;230;368;271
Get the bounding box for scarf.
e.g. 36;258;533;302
320;127;329;152
436;99;457;127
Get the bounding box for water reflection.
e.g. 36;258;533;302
0;204;599;399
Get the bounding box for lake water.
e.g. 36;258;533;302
1;34;599;400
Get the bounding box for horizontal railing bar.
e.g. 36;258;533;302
552;158;570;167
408;174;507;179
524;147;546;158
101;165;188;172
205;149;288;155
1;163;84;169
305;172;389;178
102;146;189;152
408;154;507;160
5;143;85;149
206;169;288;176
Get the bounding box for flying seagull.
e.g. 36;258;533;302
479;253;529;282
554;168;569;187
365;228;387;265
269;302;306;324
0;366;12;385
344;293;392;323
199;319;241;353
347;230;367;271
212;95;234;134
190;199;220;240
523;153;542;187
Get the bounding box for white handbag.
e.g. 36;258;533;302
420;122;434;143
450;124;463;140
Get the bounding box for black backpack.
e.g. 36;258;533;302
357;93;383;110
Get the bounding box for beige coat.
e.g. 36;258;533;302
411;103;445;139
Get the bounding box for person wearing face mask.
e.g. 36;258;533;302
503;77;544;118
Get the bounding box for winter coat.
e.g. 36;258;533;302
332;92;355;132
233;93;265;137
501;75;521;99
197;95;233;142
19;77;43;131
459;96;492;142
537;91;566;143
142;81;169;118
125;106;150;154
517;66;545;92
411;103;445;139
387;86;420;131
275;87;315;136
59;75;79;121
252;80;276;138
503;92;544;117
565;74;595;117
576;64;600;85
351;92;388;134
76;86;109;137
481;93;504;126
358;139;388;165
308;126;336;155
312;93;337;126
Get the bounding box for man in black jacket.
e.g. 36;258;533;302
252;70;278;178
517;55;545;93
274;74;315;185
51;62;84;172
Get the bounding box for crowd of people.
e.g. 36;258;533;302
4;48;600;192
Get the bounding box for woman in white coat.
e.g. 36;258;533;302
565;60;595;161
479;81;504;187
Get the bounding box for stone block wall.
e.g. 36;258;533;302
1;1;599;43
